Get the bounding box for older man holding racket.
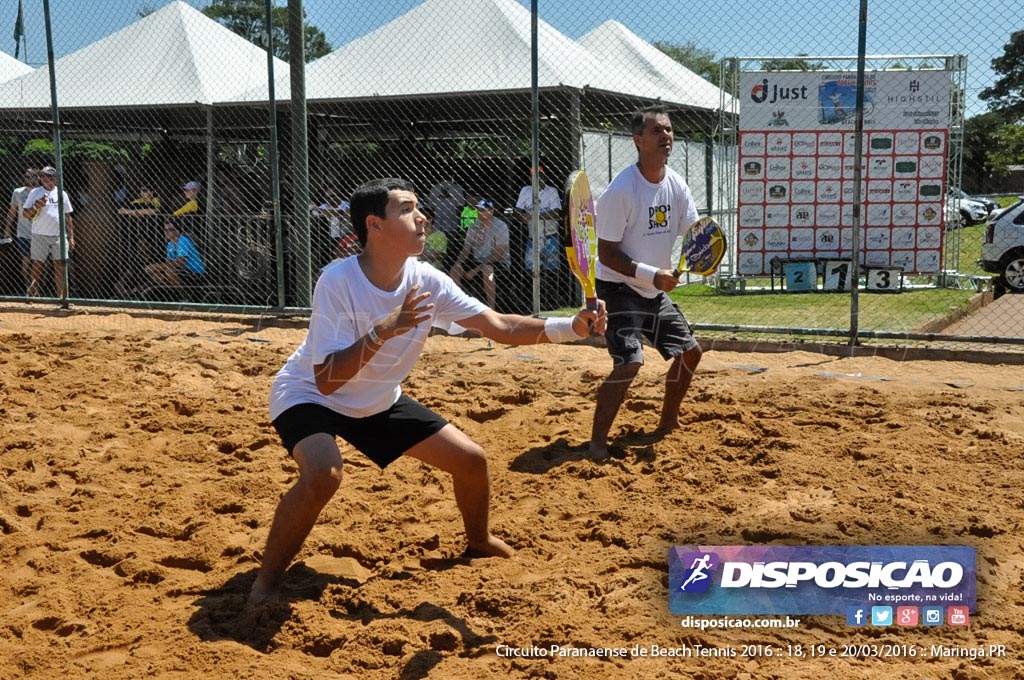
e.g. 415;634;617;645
589;105;703;459
248;178;606;607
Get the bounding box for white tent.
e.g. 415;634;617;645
239;0;682;104
579;20;737;113
0;51;32;85
0;1;285;109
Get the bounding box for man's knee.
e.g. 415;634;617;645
300;464;343;503
294;436;344;502
454;440;488;480
608;361;641;383
684;346;700;372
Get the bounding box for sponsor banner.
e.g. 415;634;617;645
740;71;951;130
669;545;975;615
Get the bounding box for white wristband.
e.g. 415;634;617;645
634;262;659;286
544;317;583;343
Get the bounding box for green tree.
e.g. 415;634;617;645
653;40;720;84
988;123;1024;174
761;55;825;72
202;0;332;63
962;111;1004;189
23;139;128;160
968;30;1024;185
980;29;1024;121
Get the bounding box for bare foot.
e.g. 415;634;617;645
587;442;610;460
654;420;680;435
466;535;514;558
246;582;277;609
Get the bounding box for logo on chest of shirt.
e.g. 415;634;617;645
648;204;672;231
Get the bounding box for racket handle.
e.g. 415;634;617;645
585;297;598;312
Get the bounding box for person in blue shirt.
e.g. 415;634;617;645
144;217;205;288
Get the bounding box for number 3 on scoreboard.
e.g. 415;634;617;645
866;267;902;292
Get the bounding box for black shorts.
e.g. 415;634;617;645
596;279;699;366
271;396;448;469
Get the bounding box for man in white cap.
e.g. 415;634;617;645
174;181;203;218
22;166;74;298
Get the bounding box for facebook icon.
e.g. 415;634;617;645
846;606;867;627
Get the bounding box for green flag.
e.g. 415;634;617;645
13;0;24;59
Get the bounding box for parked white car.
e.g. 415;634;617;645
946;195;990;227
979;197;1024;292
948;188;999;215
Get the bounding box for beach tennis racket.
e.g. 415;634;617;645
562;170;598;312
673;216;726;277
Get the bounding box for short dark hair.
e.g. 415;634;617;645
631;105;671;135
350;178;416;247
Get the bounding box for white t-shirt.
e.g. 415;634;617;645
313;200;351;238
516;184;561;236
427;181;465;234
24;186;74;237
9;186;33;239
464;218;510;268
269;257;488;420
595;165;699;298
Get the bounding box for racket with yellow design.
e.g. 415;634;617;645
674;216;726;277
562;170;598;311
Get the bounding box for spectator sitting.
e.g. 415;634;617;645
449;199;509;308
459;190;479;232
419;205;447;269
116;185;164;285
173;181;203;218
427;170;464;270
117;186;161;216
143;218;206;289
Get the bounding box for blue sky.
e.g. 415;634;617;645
6;0;1013;116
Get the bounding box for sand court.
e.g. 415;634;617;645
1;309;1022;678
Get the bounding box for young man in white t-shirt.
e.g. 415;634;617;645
589;106;703;459
249;178;607;606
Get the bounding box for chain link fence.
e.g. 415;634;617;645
0;0;1020;350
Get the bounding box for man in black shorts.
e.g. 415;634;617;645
249;178;606;606
589;105;703;458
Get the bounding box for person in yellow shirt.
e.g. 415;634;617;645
117;186;161;216
173;181;203;218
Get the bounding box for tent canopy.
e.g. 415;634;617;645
579;20;737;114
0;1;286;111
232;0;689;105
0;51;32;84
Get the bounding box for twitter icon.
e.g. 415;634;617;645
871;606;893;626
